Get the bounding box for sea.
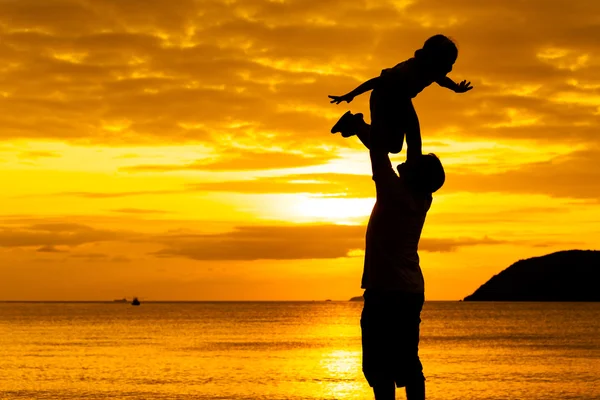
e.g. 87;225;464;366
0;301;598;400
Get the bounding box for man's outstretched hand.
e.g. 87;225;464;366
455;80;473;93
329;94;355;104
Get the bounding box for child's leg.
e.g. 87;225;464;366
353;114;402;153
338;113;405;155
331;111;358;137
381;99;420;155
371;118;403;154
353;114;371;149
370;94;406;154
331;112;372;148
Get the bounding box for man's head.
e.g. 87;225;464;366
397;154;445;194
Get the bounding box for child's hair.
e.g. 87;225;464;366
399;153;446;194
414;34;458;64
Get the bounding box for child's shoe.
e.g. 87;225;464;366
331;111;356;137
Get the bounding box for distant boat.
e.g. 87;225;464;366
113;298;128;303
325;299;332;302
131;297;141;306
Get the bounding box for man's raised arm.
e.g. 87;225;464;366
368;126;396;182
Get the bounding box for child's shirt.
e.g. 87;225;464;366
377;57;437;99
369;57;441;125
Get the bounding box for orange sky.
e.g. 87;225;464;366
1;0;599;300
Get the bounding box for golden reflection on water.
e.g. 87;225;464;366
0;302;598;400
321;349;360;375
319;350;364;398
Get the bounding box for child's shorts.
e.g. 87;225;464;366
360;289;425;388
370;92;418;154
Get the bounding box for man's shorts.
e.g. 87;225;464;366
360;289;425;388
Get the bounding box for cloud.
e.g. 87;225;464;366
186;147;600;200
0;216;560;262
431;206;568;225
150;224;364;260
0;222;135;247
149;224;506;261
18;150;61;159
10;145;599;202
13;189;185;199
110;255;132;262
187;172;372;197
109;208;170;214
1;0;599;157
120;149;337;172
70;252;108;260
446;148;600;200
65;252;132;262
36;245;67;253
422;237;506;252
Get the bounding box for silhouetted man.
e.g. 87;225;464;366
336;114;445;400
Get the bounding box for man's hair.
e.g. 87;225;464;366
399;154;446;194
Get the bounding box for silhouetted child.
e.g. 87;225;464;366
328;34;472;163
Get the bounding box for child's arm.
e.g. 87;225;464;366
436;77;473;93
329;77;380;104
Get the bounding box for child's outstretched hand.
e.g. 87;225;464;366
455;80;473;93
329;94;355;104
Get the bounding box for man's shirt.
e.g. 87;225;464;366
361;152;432;293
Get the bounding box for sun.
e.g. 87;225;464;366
292;196;374;223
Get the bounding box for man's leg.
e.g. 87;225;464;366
405;379;425;400
403;292;426;400
373;378;424;400
373;381;396;400
362;290;397;400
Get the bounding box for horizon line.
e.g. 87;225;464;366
0;299;459;303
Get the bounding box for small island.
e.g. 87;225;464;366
463;250;600;302
349;295;364;302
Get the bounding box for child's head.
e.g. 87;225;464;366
414;34;458;78
398;153;446;194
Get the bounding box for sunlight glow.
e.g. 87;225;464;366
320;350;359;375
552;92;600;107
102;121;131;133
52;52;87;63
537;48;590;71
293;197;373;222
567;79;600;90
252;57;351;76
480;79;542;96
317;350;364;399
486;108;539;128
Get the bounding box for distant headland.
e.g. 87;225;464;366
463;250;600;301
348;250;600;302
